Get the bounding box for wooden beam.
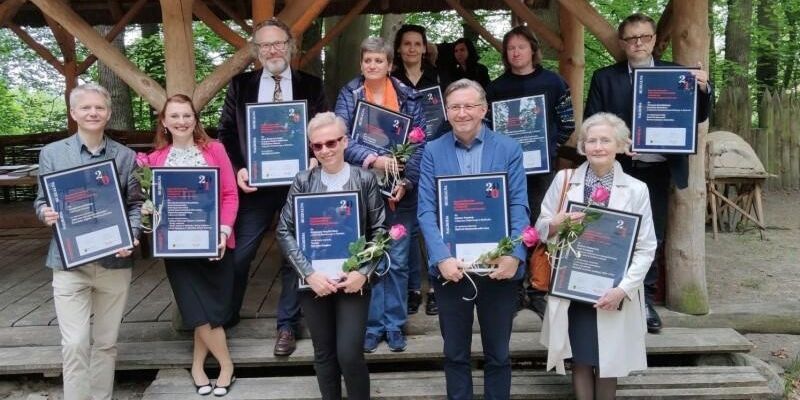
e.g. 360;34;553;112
445;0;503;52
666;0;710;315
193;46;253;110
78;0;148;74
501;0;563;52
298;0;370;68
253;0;274;24
43;14;75;63
0;0;26;27
209;0;251;34
194;0;246;49
161;0;197;97
6;22;64;74
557;2;584;146
557;0;624;61
654;0;674;59
28;0;166;109
288;0;331;38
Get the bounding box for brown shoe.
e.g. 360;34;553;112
273;329;296;356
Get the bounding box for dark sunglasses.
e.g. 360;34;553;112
310;136;345;152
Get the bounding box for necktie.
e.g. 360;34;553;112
272;75;283;102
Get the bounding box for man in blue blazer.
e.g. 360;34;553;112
584;13;712;334
417;79;530;400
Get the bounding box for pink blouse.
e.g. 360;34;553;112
147;141;239;248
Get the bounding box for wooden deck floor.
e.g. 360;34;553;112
0;225;286;330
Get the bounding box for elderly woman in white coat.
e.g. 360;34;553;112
536;112;656;400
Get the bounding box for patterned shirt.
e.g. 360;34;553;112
584;167;613;206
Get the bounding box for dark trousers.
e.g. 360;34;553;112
626;161;670;304
434;276;518;400
299;290;371;400
231;188;300;331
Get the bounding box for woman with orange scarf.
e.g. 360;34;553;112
334;37;426;354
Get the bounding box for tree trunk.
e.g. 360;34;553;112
755;0;779;108
322;15;369;105
716;0;752;139
666;0;710;315
96;25;134;130
380;14;405;41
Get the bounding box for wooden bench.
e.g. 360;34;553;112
142;366;773;399
0;328;752;375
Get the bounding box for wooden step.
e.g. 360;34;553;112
0;328;752;375
142;366;772;399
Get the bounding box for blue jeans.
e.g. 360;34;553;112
366;203;414;335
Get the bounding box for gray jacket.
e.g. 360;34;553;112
34;134;143;270
276;165;387;279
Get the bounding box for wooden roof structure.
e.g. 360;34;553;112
0;0;713;315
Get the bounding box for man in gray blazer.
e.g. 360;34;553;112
33;83;142;400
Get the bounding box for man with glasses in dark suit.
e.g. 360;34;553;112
584;13;712;334
217;17;327;356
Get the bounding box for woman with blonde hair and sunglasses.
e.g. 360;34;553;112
277;112;386;400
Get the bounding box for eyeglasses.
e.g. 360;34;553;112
446;103;485;112
310;136;345;152
621;34;654;45
253;40;289;51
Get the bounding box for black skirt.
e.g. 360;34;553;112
164;252;234;329
568;301;600;366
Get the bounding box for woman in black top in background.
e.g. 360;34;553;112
449;37;490;89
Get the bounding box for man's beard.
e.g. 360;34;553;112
264;57;288;75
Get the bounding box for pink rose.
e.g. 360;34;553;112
388;224;407;241
521;226;539;247
135;152;149;168
590;186;610;204
408;127;426;144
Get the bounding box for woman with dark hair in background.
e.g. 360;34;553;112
449;37;490;89
391;24;442;318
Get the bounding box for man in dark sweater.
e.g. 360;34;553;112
486;26;575;318
584;13;711;333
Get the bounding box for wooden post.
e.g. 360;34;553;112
253;0;275;24
44;15;78;132
557;0;624;61
666;0;709;315
161;0;196;98
0;0;26;26
557;3;584;145
29;0;166;109
289;0;331;39
501;0;564;52
193;47;253;110
210;0;252;34
653;0;674;59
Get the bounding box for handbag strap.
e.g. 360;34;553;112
556;169;573;213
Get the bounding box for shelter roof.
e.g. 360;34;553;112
12;0;548;28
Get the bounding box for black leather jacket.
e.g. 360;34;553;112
277;165;387;279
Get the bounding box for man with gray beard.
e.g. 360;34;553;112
217;17;327;356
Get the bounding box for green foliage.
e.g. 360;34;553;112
0;79;24;134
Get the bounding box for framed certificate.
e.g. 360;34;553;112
549;201;642;305
151;167;220;258
39;159;135;269
491;95;551;175
436;173;509;274
351;100;412;154
246;100;309;187
293;191;361;289
631;68;699;154
418;86;447;140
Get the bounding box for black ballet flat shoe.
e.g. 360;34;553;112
194;381;213;396
213;376;236;397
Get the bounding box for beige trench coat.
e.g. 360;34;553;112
536;161;657;378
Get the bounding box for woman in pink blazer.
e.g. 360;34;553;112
146;94;239;396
